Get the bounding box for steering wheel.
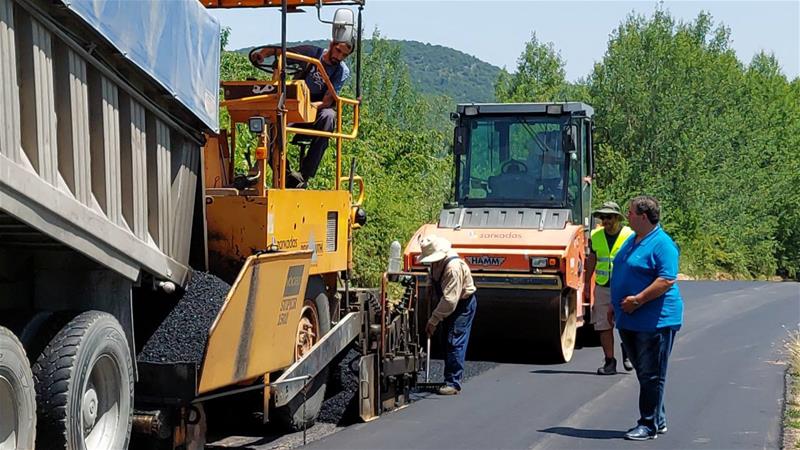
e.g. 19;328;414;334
501;159;528;174
248;45;307;77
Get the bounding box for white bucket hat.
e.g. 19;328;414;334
417;236;452;264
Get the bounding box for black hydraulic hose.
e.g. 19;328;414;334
345;157;357;307
348;157;357;193
276;0;288;188
356;5;363;99
279;0;288;112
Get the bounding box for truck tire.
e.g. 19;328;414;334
0;326;36;450
274;278;330;431
20;311;76;363
32;311;133;450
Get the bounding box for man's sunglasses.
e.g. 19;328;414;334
597;214;616;220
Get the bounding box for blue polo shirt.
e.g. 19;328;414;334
610;225;683;332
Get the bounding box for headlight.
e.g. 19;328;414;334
248;116;265;134
530;257;559;269
530;257;548;268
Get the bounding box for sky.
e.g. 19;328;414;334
209;1;800;82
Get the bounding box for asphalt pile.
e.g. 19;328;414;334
318;348;360;425
138;271;231;364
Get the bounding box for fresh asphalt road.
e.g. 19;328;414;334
304;281;799;450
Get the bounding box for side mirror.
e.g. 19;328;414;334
332;9;355;47
453;127;466;155
562;123;577;152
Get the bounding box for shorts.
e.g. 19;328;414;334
591;285;613;331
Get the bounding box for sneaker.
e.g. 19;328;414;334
624;425;657;441
437;385;460;396
597;357;617;375
627;424;666;434
623;357;633;371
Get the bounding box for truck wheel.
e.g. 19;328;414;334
274;278;330;431
0;326;36;450
32;311;133;450
20;311;75;363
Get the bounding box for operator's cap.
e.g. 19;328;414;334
417;236;452;264
592;201;624;218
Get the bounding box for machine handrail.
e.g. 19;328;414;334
277;51;361;141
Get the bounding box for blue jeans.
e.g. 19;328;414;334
619;327;677;433
443;294;477;390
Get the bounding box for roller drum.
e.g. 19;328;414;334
424;287;577;364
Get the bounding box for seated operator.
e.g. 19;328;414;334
526;131;564;197
250;37;353;188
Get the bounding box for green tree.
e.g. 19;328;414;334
495;33;569;102
590;9;799;278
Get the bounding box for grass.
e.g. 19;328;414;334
784;330;800;449
788;331;800;374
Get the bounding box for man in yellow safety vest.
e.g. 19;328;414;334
585;201;634;375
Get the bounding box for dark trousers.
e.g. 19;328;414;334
443;294;477;390
619;327;677;433
298;107;336;180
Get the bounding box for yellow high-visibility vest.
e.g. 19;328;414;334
591;225;634;286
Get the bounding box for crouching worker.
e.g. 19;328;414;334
419;236;477;395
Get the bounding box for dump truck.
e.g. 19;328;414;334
404;102;596;363
0;0;425;448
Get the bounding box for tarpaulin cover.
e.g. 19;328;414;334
59;0;221;132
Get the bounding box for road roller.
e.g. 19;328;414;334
404;102;596;363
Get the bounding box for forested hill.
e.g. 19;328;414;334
237;39;502;102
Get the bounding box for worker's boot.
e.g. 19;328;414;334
597;357;617;375
437;385;460;395
285;170;306;189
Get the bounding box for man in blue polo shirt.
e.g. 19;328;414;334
610;195;683;441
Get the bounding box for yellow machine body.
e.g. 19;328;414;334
205;189;351;281
222;80;318;125
199;250;312;394
197;11;363;400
